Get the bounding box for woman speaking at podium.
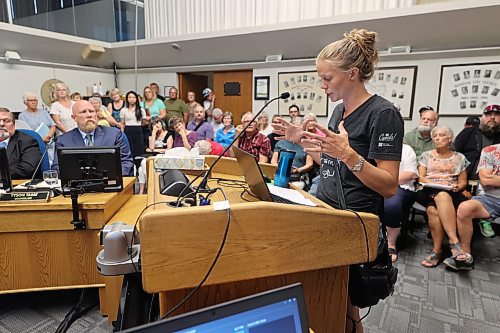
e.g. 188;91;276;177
274;29;404;332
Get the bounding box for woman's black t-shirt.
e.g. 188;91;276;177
316;95;404;216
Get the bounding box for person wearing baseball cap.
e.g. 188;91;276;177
454;104;500;180
202;88;216;122
403;105;439;160
464;116;480;128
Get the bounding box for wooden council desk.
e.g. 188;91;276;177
0;177;135;294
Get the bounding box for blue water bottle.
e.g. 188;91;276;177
274;149;296;188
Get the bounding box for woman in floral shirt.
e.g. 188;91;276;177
416;125;469;267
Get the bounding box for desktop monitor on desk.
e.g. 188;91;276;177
57;146;123;193
0;147;12;192
122;283;310;333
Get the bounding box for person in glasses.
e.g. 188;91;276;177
0;107;41;179
403;106;438;160
230;112;271;163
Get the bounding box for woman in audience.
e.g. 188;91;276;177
193;139;226;156
416;125;469;267
146;116;171;153
50;82;76;134
120;91;149;158
70;92;82;101
383;143;419;262
214;111;235;148
89;96;118;127
257;112;273;136
107;88;125;123
270;138;314;189
166;116;198;150
141;86;166;120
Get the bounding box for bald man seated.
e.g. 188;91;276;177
52;100;133;176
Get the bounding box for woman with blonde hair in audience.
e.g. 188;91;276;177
107;88;125;123
50;82;76;134
141;86;166;120
70;92;82;101
166;116;198;150
416;125;469;268
214;111;235;148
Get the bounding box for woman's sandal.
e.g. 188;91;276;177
421;251;442;267
388;247;398;263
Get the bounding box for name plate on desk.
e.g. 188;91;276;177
0;191;50;203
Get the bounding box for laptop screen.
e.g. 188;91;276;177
123;283;310;333
233;146;273;202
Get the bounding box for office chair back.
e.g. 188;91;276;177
17;129;50;174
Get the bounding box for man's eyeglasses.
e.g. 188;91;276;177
26;99;38;102
0;119;13;125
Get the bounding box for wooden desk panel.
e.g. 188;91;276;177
0;178;135;293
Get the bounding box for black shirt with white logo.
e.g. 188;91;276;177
316;95;404;215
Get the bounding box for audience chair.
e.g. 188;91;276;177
17;129;50;175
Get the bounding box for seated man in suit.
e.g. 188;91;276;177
52;100;133;176
0;107;42;179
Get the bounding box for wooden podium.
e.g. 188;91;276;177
139;157;379;332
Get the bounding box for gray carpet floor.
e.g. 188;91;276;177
1;219;499;333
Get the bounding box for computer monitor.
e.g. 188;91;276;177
122;283;310;333
57;146;123;193
0;147;12;192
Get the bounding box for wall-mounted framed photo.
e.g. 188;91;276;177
163;86;173;98
438;62;500;116
278;71;328;117
366;66;418;120
254;76;270;100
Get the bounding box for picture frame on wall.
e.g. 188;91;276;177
163;86;173;98
278;71;328;117
438;62;500;116
254;76;270;100
366;66;418;120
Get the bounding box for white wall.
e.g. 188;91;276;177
117;72;179;96
253;53;500;137
0;62;114;112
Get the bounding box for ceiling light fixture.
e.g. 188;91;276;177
4;51;21;61
388;45;412;54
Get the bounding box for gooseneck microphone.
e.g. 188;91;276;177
26;136;56;189
193;92;290;197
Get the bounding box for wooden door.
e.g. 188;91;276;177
213;70;252;125
178;73;208;104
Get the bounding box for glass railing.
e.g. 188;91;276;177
0;0;144;42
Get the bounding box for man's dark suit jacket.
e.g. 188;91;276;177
52;126;134;176
5;131;42;179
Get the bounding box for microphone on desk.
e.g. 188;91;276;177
193;92;290;198
26;136;57;190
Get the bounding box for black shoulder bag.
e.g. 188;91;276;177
330;109;397;310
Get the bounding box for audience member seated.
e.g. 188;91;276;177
267;114;282;151
141;86;166;120
231;112;271;163
50;82;76;135
211;108;224;133
270;138;313;189
415;125;468;268
52;100;133;176
301;114;324;196
403;106;438;160
166;116;198;150
382;143;419;262
146;117;172;154
215;111;235;148
0;107;41;179
107;88;125;123
187;105;214;141
257;112;273;136
454;104;500;181
19;92;56;144
164;87;189;125
448;143;500;271
193;139;226;156
288;104;301;126
90;96;118;128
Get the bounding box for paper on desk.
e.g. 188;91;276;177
268;184;317;206
420;182;452;191
15;179;61;190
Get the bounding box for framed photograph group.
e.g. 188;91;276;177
366;66;418;120
278;71;328;117
438;62;500;116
